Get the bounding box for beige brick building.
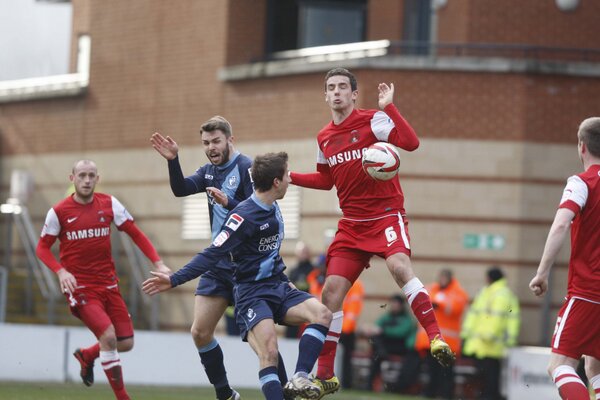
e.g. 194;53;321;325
1;0;599;345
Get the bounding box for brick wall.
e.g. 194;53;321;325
2;0;599;156
438;0;600;48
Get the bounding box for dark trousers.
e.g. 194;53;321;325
423;353;455;399
339;332;356;389
477;357;501;400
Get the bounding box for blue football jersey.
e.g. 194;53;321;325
170;193;287;286
168;151;253;239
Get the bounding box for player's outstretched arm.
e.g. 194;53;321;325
529;208;574;296
289;170;334;190
150;132;179;160
142;271;173;295
120;220;163;262
377;82;419;152
378;82;394;110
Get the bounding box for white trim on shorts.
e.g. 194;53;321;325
396;211;410;250
553;297;575;350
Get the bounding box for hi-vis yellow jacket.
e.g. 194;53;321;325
461;278;520;359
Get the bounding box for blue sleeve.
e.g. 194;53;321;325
169;252;211;287
167;156;205;197
169;214;251;287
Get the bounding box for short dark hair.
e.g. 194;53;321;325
487;266;504;283
251;152;288;192
324;67;357;91
200;115;232;138
578;117;600;158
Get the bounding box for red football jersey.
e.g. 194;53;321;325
316;107;416;220
40;193;134;287
558;164;600;303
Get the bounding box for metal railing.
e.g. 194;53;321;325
387;41;600;62
118;232;160;330
0;265;7;323
7;203;61;323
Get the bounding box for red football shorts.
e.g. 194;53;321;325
68;284;134;340
551;296;600;360
326;212;411;283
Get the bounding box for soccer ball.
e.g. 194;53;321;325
362;142;401;181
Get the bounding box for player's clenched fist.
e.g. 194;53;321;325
529;275;547;297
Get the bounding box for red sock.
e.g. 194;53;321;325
403;278;441;341
82;343;100;363
316;311;343;379
553;365;590;400
100;350;130;400
104;365;130;400
316;340;338;379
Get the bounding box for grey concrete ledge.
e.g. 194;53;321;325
219;55;600;82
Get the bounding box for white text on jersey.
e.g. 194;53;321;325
66;227;110;240
327;148;367;167
258;234;280;251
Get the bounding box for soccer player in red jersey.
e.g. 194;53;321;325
290;67;454;396
530;117;600;400
36;160;171;400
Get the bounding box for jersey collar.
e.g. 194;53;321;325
251;193;273;211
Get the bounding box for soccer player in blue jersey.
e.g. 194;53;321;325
143;152;333;400
151;116;254;400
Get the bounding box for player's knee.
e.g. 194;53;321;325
190;323;213;345
99;326;118;349
314;304;333;327
118;338;134;352
101;335;118;350
322;281;349;310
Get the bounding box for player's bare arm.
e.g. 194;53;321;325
206;187;228;207
150;132;179;160
378;82;394;109
142;271;173;296
57;268;77;294
529;208;575;296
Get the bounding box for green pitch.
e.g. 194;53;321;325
0;382;424;400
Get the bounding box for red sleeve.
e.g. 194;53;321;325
119;220;161;263
290;170;334;190
36;235;63;273
384;104;419;151
559;199;581;214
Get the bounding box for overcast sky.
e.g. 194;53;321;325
0;0;72;80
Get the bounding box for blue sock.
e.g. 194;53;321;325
295;324;328;374
198;339;232;400
259;366;282;400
